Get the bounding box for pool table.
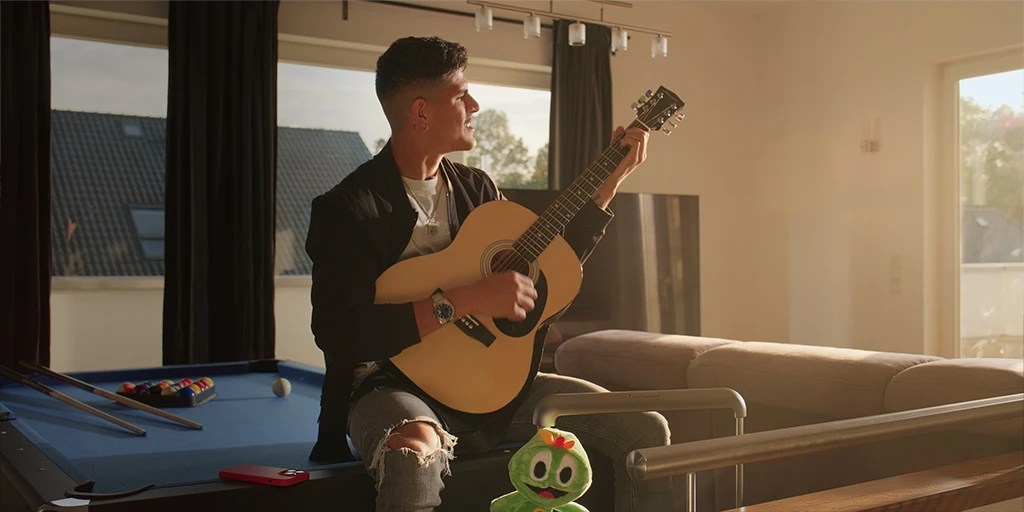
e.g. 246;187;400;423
0;360;553;511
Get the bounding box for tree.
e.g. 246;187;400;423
531;143;549;189
465;109;546;190
960;97;1023;227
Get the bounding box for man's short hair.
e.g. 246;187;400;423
375;36;468;105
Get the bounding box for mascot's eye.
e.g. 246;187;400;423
556;455;578;486
530;451;552;481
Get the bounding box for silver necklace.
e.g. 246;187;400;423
403;174;443;235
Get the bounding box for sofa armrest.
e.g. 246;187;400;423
884;358;1024;438
554;329;736;391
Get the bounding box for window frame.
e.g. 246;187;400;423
934;46;1024;358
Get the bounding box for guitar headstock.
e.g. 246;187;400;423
632;86;685;135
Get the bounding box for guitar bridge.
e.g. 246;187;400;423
455;315;496;347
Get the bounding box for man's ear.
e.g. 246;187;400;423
411;97;428;129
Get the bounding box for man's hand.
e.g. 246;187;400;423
594;126;649;209
448;271;537;321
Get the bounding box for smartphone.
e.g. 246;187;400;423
219;464;310;487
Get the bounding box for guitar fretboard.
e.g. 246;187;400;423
510;120;642;263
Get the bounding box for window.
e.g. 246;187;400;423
957;66;1023;358
462;82;551;190
129;207;165;260
275;63;383;276
275;61;553;276
49;31;169;373
51;36;168;277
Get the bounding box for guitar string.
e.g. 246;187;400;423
490;122;639;274
512;138;630;255
491;128;634;273
491;98;679;272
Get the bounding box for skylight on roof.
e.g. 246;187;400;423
130;207;164;260
122;122;143;137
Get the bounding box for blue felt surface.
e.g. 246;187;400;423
0;361;359;493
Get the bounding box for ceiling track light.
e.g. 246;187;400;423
651;34;668;58
523;13;541;39
466;1;673;43
611;27;628;52
568;21;586;46
474;5;493;31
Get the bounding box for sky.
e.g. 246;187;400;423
50;36;551;156
960;69;1024;111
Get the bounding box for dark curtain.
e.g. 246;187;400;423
163;1;279;365
0;1;51;369
548;20;613;190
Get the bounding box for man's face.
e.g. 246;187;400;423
424;70;480;153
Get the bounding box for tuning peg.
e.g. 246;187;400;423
631;102;639;111
661;126;673;135
675;113;685;123
645;89;653;98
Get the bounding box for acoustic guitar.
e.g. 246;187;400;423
375;86;685;415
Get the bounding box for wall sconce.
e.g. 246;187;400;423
861;116;881;153
611;27;628;52
568;21;586;46
651;34;668;58
475;5;493;31
523;13;541;39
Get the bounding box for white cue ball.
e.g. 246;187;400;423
272;377;292;397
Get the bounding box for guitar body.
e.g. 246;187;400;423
375;200;583;414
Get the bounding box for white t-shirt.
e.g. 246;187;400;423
352;169;455;388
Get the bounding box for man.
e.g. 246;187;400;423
305;36;673;511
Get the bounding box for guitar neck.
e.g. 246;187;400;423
512;120;643;262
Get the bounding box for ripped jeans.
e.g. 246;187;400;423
347;372;675;512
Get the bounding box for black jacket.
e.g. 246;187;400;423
304;142;613;462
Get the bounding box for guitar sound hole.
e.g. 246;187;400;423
490;249;531;276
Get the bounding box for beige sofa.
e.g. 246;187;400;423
553;330;1024;511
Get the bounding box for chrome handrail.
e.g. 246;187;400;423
532;388;747;427
532;388;747;511
626;393;1023;482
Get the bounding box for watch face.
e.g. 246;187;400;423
434;303;454;320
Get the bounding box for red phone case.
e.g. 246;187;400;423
219;464;310;487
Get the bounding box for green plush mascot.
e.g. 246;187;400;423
490;427;592;512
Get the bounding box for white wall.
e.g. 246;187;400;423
50;280;324;372
604;1;772;342
748;1;1023;355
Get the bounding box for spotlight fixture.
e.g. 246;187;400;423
568;21;586;46
475;5;493;31
464;1;673;52
523;13;541;39
611;27;628;52
651;34;668;58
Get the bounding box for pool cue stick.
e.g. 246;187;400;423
0;365;147;436
19;361;204;431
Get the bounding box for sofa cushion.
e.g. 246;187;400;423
688;342;940;419
884;358;1023;437
554;329;736;391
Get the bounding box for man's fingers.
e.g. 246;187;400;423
512;306;527;321
518;293;535;312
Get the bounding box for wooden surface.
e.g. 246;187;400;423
725;451;1024;512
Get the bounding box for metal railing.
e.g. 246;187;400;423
532;388;747;511
625;393;1023;510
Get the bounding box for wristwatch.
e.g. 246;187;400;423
431;290;455;325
